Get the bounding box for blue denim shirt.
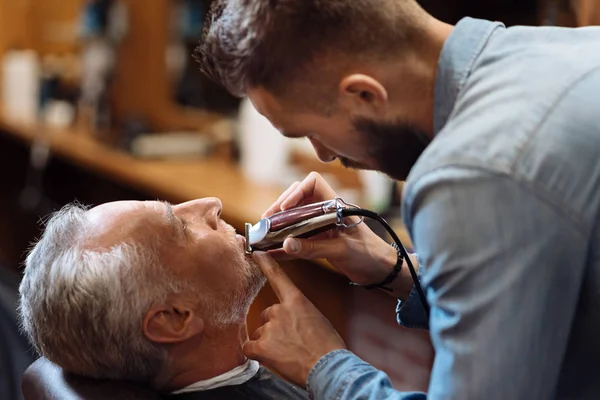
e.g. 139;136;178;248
307;17;600;400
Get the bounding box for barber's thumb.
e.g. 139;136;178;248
243;340;261;361
283;237;343;260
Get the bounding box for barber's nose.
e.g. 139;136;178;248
174;197;222;229
308;138;337;163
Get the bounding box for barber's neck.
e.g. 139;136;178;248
380;16;454;137
161;322;249;392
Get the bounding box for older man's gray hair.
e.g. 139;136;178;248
17;204;185;382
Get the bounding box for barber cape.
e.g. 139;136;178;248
165;360;309;400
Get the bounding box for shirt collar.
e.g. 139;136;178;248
171;359;260;394
433;17;505;135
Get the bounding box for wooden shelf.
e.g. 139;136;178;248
0;107;345;274
0;114;280;226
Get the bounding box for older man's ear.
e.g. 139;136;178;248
143;303;205;344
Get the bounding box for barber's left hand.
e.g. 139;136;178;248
243;252;346;387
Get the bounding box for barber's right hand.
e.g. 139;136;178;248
263;172;398;287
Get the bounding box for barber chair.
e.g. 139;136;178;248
22;357;163;400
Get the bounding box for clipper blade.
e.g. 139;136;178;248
244;223;253;254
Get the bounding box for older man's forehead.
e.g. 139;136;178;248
87;200;139;218
83;201;165;249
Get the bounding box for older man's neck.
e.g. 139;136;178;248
164;323;251;391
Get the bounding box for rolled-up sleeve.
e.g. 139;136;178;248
396;269;429;330
307;350;425;400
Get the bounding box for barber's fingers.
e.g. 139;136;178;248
262;172;338;219
280;172;337;211
244;326;273;362
262;181;301;218
261;305;280;323
282;236;347;261
266;248;296;261
267;230;335;260
243;339;264;362
243;338;258;359
252;252;301;303
249;324;267;341
261;308;270;323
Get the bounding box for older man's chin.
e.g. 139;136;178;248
245;257;267;293
211;258;266;328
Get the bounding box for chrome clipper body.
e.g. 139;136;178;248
244;198;363;254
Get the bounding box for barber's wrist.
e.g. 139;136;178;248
368;245;417;301
376;247;416;301
351;241;403;291
379;240;399;275
360;239;398;284
354;234;419;298
353;240;411;296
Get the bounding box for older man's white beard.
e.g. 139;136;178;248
209;254;266;328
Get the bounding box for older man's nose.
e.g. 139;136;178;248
202;198;222;229
203;197;223;216
176;197;221;211
174;198;222;228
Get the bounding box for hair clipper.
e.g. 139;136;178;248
244;198;362;254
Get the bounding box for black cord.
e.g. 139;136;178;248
339;208;431;318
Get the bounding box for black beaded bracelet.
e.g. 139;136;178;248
350;242;404;292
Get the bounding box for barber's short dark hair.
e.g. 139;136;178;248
195;0;424;99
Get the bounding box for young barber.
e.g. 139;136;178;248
196;1;600;399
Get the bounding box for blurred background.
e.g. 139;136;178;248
0;1;597;399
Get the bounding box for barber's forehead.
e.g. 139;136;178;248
247;87;289;120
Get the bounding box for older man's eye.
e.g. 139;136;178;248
177;217;189;235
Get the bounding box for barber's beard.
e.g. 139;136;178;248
339;117;431;181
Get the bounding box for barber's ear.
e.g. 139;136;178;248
143;303;204;344
339;74;388;111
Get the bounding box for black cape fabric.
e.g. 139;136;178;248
0;265;36;400
164;366;309;400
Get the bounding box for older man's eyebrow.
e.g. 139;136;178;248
161;201;185;237
161;201;175;223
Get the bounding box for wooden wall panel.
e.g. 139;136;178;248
575;0;600;25
0;0;36;54
110;0;171;127
0;0;80;56
0;0;35;97
0;0;220;132
32;0;81;55
109;0;222;131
